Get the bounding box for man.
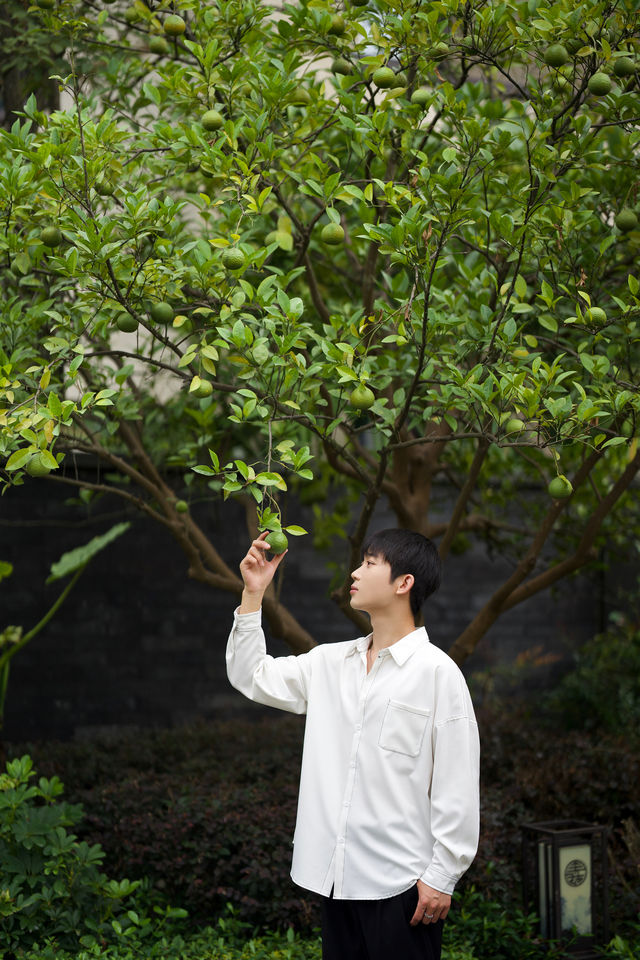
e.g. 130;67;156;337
226;528;480;960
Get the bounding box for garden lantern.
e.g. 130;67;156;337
522;820;609;958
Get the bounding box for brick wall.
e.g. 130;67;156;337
0;471;618;741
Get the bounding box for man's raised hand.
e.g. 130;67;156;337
238;532;288;613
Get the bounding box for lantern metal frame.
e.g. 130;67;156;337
522;819;609;958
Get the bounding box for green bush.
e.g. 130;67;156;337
11;711;639;938
0;755;186;952
543;612;640;739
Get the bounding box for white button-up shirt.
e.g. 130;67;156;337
226;610;480;900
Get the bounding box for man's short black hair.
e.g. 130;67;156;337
361;528;441;620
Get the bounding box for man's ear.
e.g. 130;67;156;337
395;573;414;596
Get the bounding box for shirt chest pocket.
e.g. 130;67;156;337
378;699;431;757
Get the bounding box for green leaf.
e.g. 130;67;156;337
47;523;131;583
5;449;32;472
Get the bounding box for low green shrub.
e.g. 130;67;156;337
543;612;640;739
11;711;639;936
0;755;186;953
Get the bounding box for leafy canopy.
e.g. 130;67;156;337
0;0;639;659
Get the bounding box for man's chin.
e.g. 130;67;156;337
349;594;369;613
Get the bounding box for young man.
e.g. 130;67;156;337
226;528;480;960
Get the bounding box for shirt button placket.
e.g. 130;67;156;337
333;653;382;897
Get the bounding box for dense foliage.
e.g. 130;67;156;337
0;755;186;953
1;0;639;661
12;705;639;943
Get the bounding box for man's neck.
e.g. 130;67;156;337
369;607;417;653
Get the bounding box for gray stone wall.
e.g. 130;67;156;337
0;471;619;742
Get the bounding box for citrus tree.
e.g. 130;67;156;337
1;0;639;662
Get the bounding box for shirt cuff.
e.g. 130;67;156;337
419;866;457;896
233;606;262;622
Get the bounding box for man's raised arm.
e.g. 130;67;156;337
226;534;312;715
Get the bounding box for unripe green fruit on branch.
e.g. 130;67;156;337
544;44;569;67
504;418;524;434
372;67;397;89
40;226;62;247
266;530;288;554
332;58;352;76
116;314;138;333
164;14;186;36
222;248;246;270
585;306;606;325
150;302;174;324
411;87;430;106
25;453;52;477
327;14;345;35
588;72;612;95
548;475;573;499
149;36;170;55
615;209;638;232
349;385;375;410
613;56;636;77
202;109;223;131
321;222;344;244
192;379;213;398
175;500;189;513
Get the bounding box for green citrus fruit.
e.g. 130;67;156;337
585;306;607;325
328;14;345;35
266;530;288;554
222;247;246;270
613;56;636;77
544;44;569;67
289;86;311;105
615;208;638;232
150;301;174;324
124;6;139;23
372;67;397;89
94;175;114;196
504;418;525;434
40;226;62;247
202;109;223;131
588;72;612;95
149;36;170;54
410;87;430;106
175;499;189;513
116;314;138;333
193;379;213;398
321;222;345;245
164;14;186;36
332;58;352;75
548;475;573;499
25;452;52;477
349;385;375;410
428;42;450;61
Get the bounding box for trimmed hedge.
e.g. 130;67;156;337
10;706;639;938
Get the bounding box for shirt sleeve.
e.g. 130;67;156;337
420;669;480;895
226;607;313;715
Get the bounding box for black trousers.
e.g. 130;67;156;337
321;884;444;960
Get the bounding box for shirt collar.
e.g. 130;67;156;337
347;626;429;664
